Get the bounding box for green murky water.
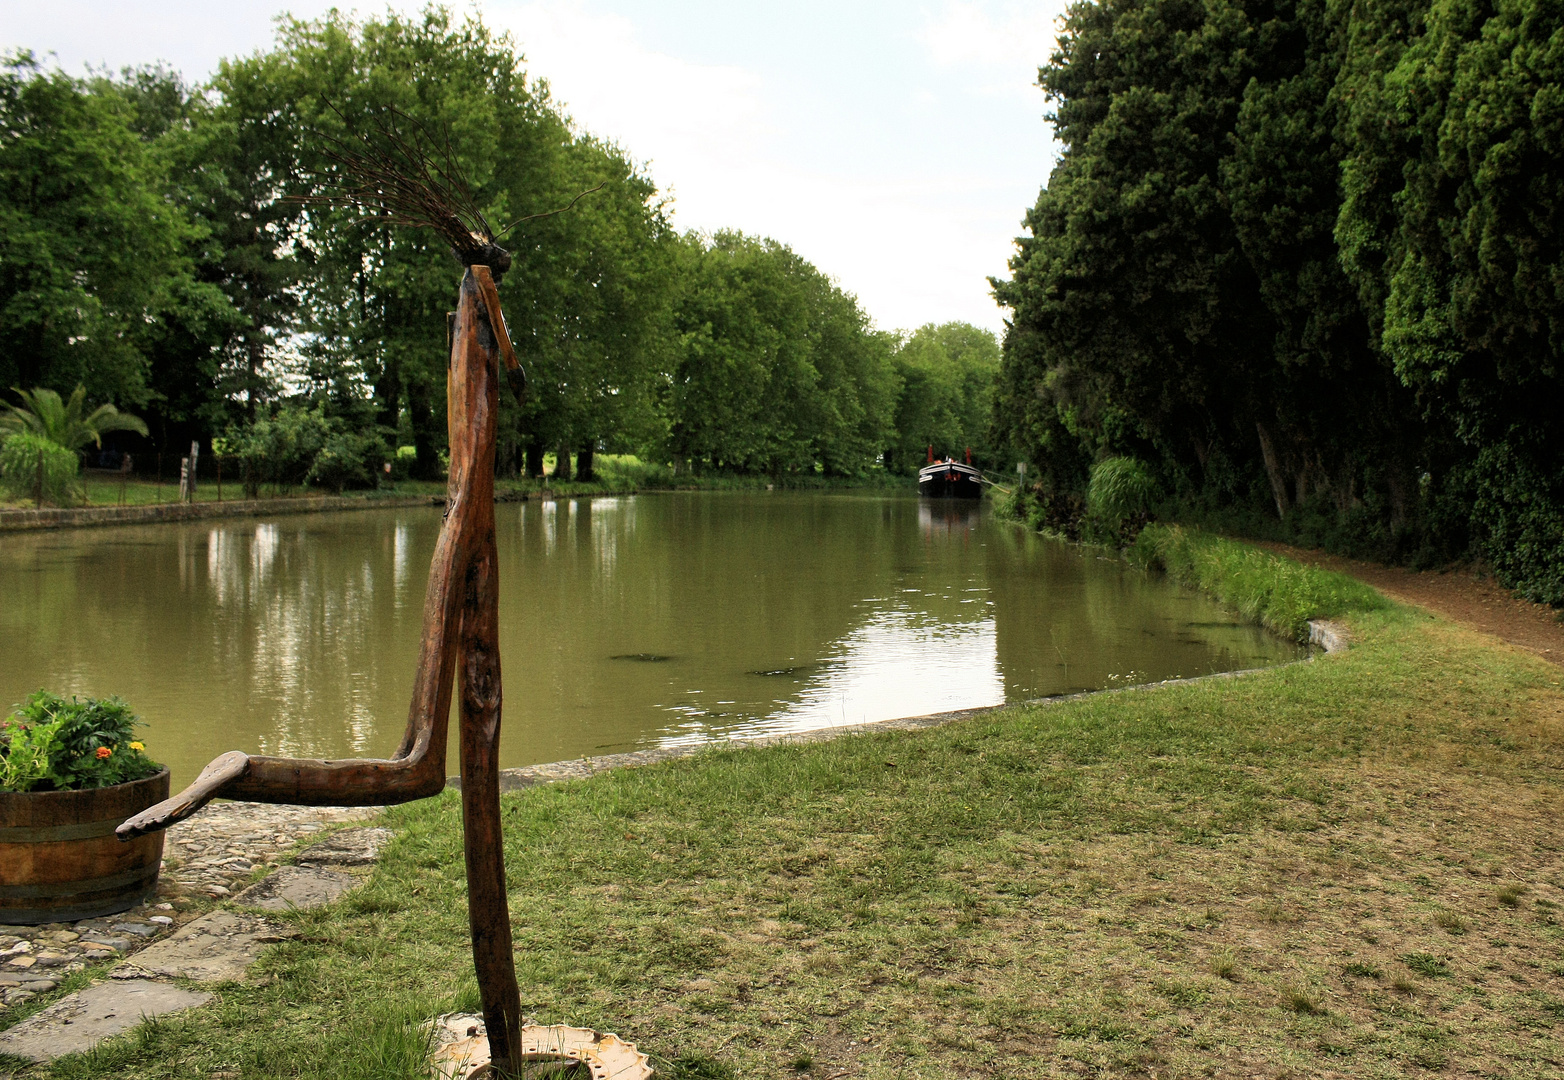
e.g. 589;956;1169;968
0;492;1305;784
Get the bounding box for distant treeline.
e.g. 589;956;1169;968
1;6;996;488
993;0;1564;603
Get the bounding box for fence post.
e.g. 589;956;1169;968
35;447;43;509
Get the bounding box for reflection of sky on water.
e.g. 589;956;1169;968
656;609;1003;747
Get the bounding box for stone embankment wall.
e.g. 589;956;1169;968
0;494;444;533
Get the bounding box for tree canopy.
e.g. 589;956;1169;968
993;0;1564;603
0;6;934;489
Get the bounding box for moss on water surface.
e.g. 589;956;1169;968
10;550;1564;1078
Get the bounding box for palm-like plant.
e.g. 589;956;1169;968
0;386;148;452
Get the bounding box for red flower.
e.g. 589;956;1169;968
95;746;113;759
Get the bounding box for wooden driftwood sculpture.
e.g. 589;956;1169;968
117;110;554;1075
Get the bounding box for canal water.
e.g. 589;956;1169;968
0;492;1305;784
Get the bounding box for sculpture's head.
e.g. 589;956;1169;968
458;237;512;284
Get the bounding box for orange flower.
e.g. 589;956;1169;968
95;746;113;759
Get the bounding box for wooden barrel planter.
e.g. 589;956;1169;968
0;768;169;925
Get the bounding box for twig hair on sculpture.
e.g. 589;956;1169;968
304;98;603;282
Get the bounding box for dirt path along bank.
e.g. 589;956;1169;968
1259;541;1564;666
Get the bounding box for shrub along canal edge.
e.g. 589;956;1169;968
5;535;1564;1079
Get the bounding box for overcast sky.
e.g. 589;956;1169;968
2;1;1070;335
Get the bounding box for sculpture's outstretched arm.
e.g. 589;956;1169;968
117;266;503;840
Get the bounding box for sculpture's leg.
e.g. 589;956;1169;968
459;517;522;1071
450;268;524;1071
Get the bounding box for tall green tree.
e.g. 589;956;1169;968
996;0;1564;601
1335;0;1564;599
669;231;895;477
885;322;1000;474
506;134;679;477
993;0;1281;496
0;54;227;413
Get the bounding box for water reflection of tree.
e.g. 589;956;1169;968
984;527;1303;701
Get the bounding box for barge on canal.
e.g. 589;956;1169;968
918;449;985;499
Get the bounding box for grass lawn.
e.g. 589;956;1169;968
9;555;1564;1077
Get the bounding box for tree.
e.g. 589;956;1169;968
1;385;148;452
669;231;895;477
1335;0;1564;600
993;0;1564;601
993;0;1281;496
506;135;679;477
0;53;222;410
885;322;1000;474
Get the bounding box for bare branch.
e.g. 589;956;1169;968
494;183;607;239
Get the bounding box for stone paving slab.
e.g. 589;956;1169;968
0;980;211;1062
111;912;293;983
164;803;382;898
295;826;393;866
235;865;360;911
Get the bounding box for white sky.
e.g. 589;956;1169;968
2;1;1070;335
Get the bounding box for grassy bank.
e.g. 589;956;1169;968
1131;523;1391;641
9;547;1564;1078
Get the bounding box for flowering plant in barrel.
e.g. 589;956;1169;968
0;691;161;793
0;692;169;924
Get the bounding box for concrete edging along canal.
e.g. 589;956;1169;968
447;619;1350;793
0;494;444;533
0;487;640;534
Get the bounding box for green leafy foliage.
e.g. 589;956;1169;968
1130;524;1389;640
0;53;225;408
0;383;147;451
307;429;391;494
669;231;897;477
0;431;77;504
0;690;160;792
1087;457;1157;527
222;404;391;496
884;322;999;474
221;404;334;497
993;0;1564;603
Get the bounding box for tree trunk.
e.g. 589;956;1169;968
246;339;264;423
1255;422;1290;520
524;441;545;478
553;443;572;482
374;360;402;432
576;445;595;482
408;381;444;481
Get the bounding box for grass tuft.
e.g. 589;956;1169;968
1401;953;1451;978
1434;910;1468;935
1282;987;1323;1014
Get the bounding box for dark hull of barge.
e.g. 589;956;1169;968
917;462;985;499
